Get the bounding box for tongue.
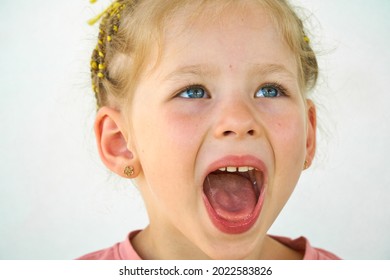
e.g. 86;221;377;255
204;173;257;221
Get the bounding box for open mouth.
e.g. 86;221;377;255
202;164;265;234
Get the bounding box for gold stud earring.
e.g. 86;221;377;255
123;166;134;177
303;160;309;170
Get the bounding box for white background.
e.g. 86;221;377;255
0;0;389;260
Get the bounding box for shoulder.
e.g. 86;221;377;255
270;235;341;260
76;231;142;260
76;243;121;260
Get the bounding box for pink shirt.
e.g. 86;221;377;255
77;231;340;260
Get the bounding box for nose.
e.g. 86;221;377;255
213;98;261;139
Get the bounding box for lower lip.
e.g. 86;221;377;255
202;187;265;235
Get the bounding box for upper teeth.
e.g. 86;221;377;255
219;166;255;172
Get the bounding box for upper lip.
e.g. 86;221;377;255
202;155;268;184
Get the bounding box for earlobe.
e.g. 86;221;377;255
94;107;139;178
305;99;317;167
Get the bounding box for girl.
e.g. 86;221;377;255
79;0;340;259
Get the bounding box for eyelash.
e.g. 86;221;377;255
255;83;288;98
177;84;209;99
176;82;288;99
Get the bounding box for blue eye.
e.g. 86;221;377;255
255;85;282;98
179;86;208;99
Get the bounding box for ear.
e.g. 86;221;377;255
305;99;317;166
94;106;139;178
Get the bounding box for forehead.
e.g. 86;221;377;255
139;0;297;82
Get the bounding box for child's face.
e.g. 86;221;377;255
127;2;315;259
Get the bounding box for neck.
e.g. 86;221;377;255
132;225;212;260
132;227;301;260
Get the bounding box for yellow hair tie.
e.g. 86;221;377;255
88;1;122;26
91;61;98;70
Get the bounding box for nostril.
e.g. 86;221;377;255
222;130;255;137
223;130;234;137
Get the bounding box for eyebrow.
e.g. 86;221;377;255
163;63;296;82
163;64;219;82
249;63;296;79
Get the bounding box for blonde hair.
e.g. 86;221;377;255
90;0;318;109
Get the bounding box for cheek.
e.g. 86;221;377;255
274;117;306;153
153;101;211;153
131;102;206;185
264;102;307;160
262;103;307;201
